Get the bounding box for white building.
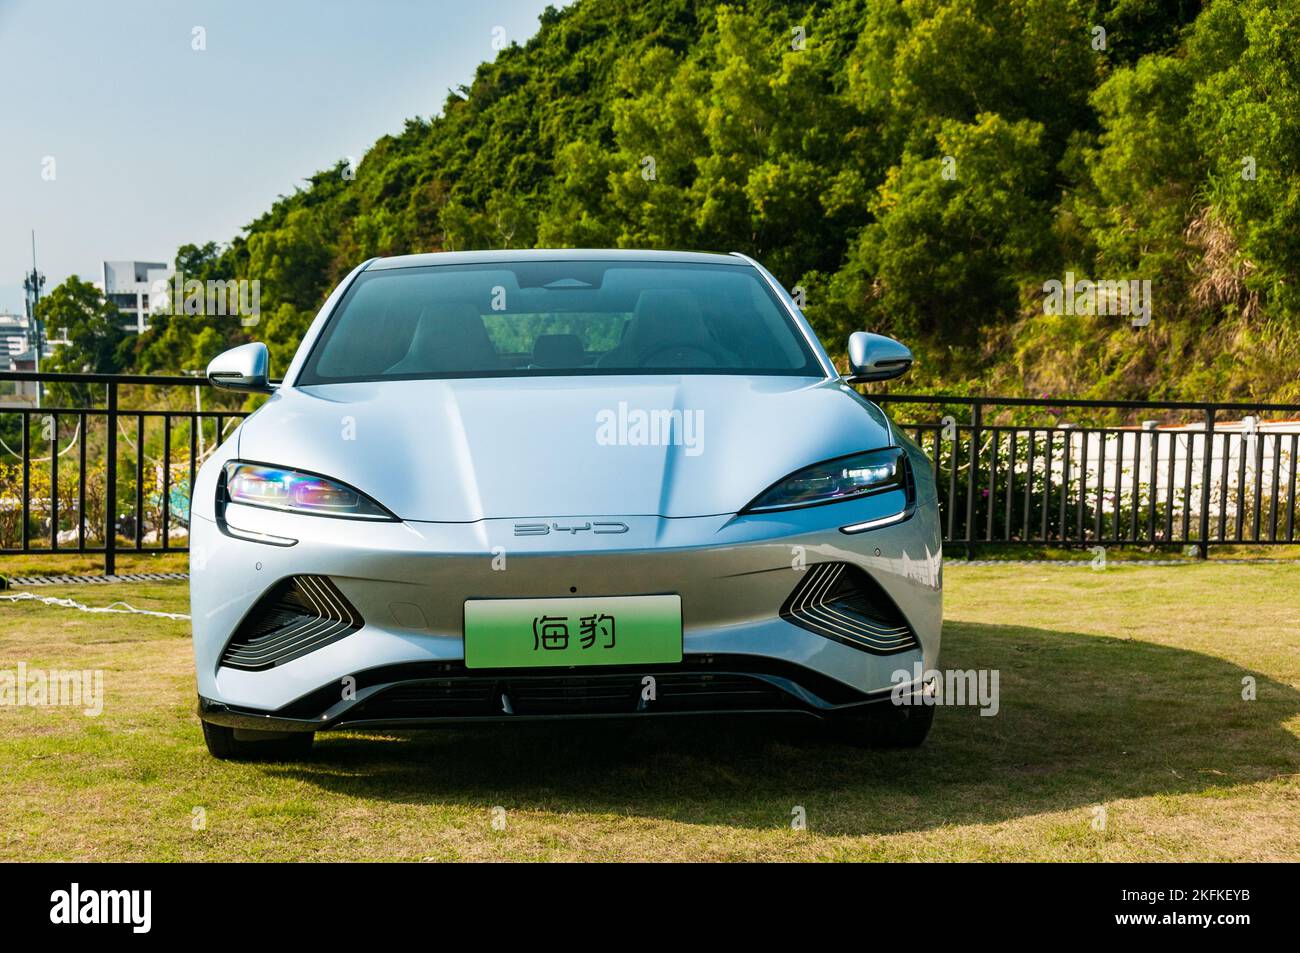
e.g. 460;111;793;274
0;311;34;362
97;260;172;333
0;311;63;406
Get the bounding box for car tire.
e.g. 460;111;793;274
829;701;935;748
201;721;315;761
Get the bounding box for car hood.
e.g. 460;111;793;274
236;375;893;521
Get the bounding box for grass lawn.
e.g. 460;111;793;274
1;563;1297;861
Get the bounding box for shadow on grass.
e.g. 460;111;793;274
267;622;1300;834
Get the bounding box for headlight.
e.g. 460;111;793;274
222;462;395;520
744;448;908;513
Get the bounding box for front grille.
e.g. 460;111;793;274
344;670;792;722
220;575;363;671
780;562;918;654
268;656;868;722
350;680;497;718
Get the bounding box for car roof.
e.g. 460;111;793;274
365;249;749;271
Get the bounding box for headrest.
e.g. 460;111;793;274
390;300;501;372
627;289;711;354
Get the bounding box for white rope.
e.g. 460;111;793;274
0;421;81;461
118;416;233;466
0;591;191;620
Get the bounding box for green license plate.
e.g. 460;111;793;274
463;594;682;669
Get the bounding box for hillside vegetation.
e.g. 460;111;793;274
113;0;1298;403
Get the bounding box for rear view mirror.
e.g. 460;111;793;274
846;332;913;383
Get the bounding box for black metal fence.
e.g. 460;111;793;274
1;372;1298;575
873;394;1300;557
0;371;249;575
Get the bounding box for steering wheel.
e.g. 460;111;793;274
636;342;729;368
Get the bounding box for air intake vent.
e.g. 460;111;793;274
348;672;791;721
780;562;917;654
220;576;362;671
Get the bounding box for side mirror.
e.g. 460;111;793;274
206;342;273;393
846;332;913;383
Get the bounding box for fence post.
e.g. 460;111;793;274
965;401;982;560
1197;407;1215;560
105;381;117;577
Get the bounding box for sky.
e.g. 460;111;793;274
0;0;569;312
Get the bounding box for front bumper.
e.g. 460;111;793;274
189;492;942;726
197;654;927;733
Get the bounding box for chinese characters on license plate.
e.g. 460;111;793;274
463;595;682;669
534;612;617;651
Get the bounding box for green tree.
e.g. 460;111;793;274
826;113;1055;372
38;276;130;405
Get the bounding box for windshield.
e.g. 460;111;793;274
296;260;824;383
